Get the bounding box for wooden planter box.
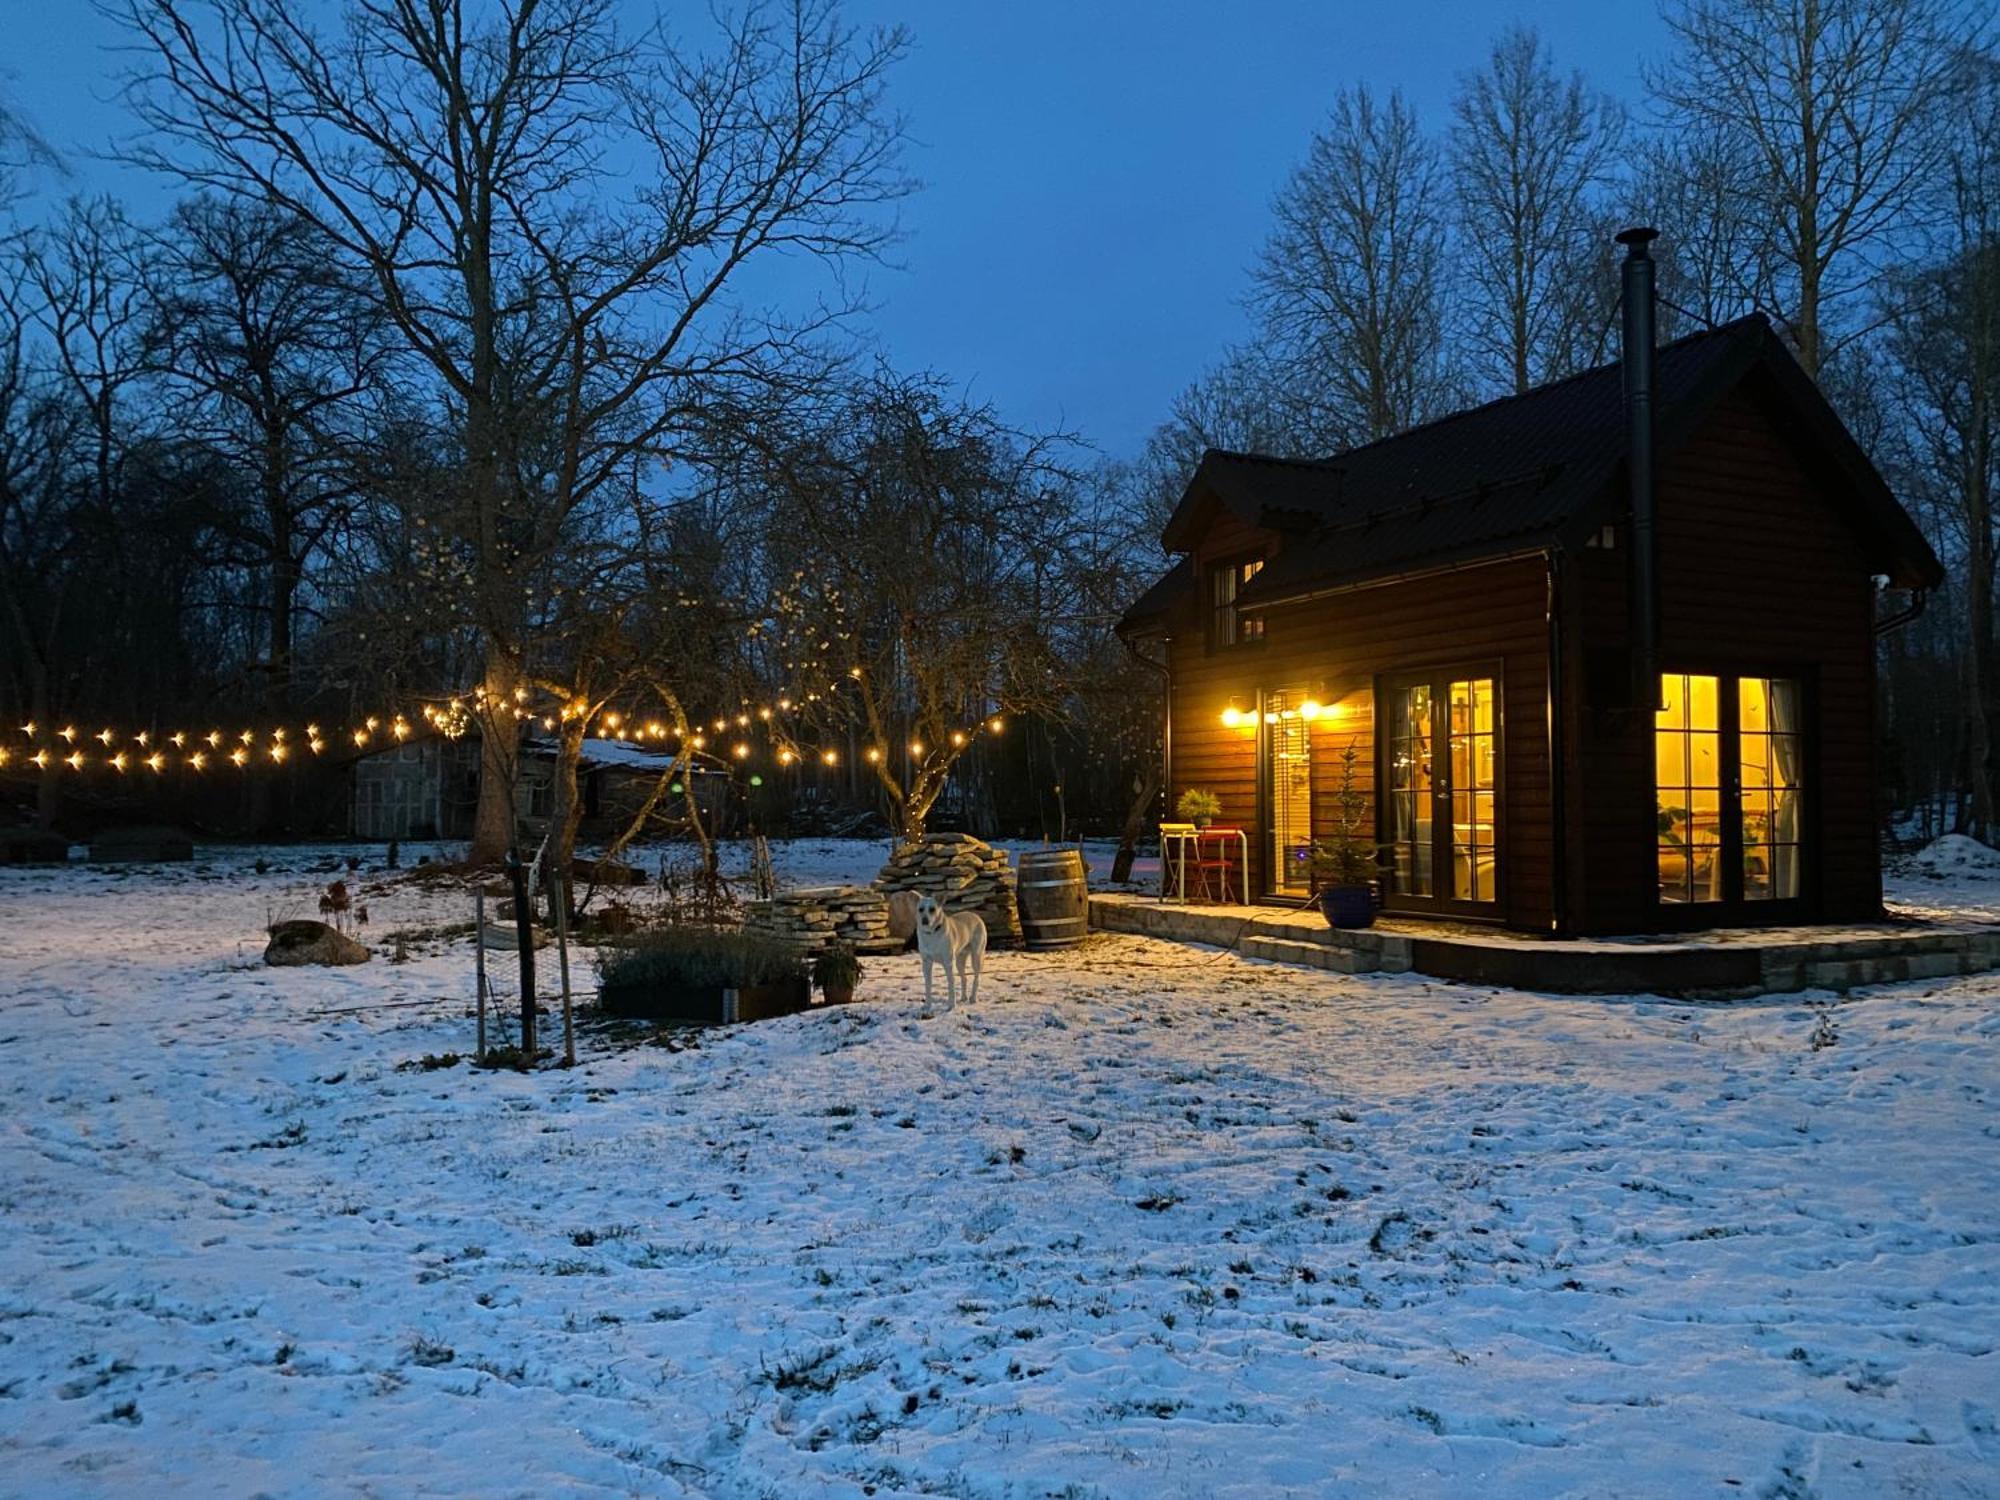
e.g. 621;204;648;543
598;976;811;1025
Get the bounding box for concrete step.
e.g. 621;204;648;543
1240;935;1369;973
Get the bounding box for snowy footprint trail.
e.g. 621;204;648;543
2;850;1998;1497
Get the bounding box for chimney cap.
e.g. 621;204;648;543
1616;226;1661;250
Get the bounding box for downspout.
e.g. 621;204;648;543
1545;547;1571;938
1874;587;1927;637
1618;226;1663;713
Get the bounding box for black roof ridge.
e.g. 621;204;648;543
1201;312;1770;475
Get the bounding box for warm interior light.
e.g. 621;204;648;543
1300;697;1322;721
1220;702;1243;728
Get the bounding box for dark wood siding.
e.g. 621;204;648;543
1167;550;1555;931
1568;379;1882;932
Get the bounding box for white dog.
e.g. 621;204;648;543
915;895;988;1012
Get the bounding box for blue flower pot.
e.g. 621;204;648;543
1318;885;1374;929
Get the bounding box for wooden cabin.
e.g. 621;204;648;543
1119;235;1941;936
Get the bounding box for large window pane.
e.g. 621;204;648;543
1448;677;1497;903
1740;677;1802;900
1657;673;1722;904
1389;685;1433;897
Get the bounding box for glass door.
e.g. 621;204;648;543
1263;689;1314;895
1384;671;1500;911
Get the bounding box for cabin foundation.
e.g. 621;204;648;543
1087;893;2000;999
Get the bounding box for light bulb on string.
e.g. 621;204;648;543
64;751;83;770
230;747;249;767
97;729;114;746
190;751;208;771
110;752;128;772
145;753;164;773
60;726;76;743
30;750;49;769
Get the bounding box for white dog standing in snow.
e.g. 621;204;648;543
915;895;987;1012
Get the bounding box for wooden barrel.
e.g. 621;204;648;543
1017;847;1088;950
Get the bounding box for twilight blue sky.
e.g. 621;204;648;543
4;1;1666;459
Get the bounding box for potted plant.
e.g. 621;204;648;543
596;926;809;1024
1175;788;1223;829
1311;737;1378;929
812;942;863;1005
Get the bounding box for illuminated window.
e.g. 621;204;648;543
1656;672;1804;906
1656;673;1722;904
1739;678;1803;901
1208;556;1265;648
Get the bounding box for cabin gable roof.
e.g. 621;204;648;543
1121;315;1941;636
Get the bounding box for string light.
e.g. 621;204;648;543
0;677;961;779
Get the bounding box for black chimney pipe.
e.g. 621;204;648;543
1618;226;1662;713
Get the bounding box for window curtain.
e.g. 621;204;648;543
1769;680;1802;898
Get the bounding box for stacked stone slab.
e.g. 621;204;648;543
741;885;899;954
875;833;1022;947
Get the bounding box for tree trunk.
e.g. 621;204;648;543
547;716;586;920
1111;761;1163;884
1966;523;1995;842
469;647;523;865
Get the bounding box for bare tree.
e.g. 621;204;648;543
1881;50;2000;835
1250;85;1457;447
144;198;385;707
0;85;62;207
1650;0;1975;378
116;0;909;862
1450;24;1626;395
758;372;1082;842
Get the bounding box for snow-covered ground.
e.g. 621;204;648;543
2;840;1998;1498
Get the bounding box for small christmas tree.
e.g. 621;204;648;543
1312;737;1377;888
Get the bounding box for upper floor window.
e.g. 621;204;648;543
1208;555;1265;648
